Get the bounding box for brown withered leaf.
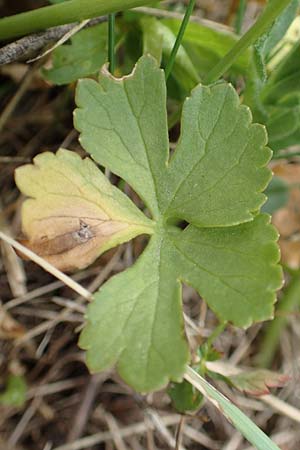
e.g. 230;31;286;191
14;149;153;272
228;369;289;396
206;361;288;396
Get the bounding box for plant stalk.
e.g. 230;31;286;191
108;13;116;74
164;0;196;81
204;0;293;84
0;0;155;41
235;0;247;35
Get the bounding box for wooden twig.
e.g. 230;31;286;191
0;17;108;65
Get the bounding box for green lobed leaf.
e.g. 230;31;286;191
80;232;189;392
75;58;272;226
164;83;272;226
69;55;281;391
172;214;282;327
42;24;108;85
75;56;169;218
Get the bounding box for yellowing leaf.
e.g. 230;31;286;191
15;149;153;271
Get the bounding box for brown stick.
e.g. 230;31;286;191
0;16;108;65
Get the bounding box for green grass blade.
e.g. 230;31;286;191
185;366;281;450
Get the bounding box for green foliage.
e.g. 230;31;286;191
186;367;281;450
163;19;251;78
9;1;293;447
168;380;203;413
252;0;299;82
74;55;282;392
141;17;199;93
0;375;27;408
42;24;108;85
262;176;289;214
244;3;300;151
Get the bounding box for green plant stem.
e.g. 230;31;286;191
164;0;196;81
256;274;300;368
108;13;116;74
204;0;292;84
235;0;247;35
0;0;154;41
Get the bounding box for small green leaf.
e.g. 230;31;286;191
168;380;203;413
0;375;27;408
42;24;108;85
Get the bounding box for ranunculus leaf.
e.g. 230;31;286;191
16;56;282;392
